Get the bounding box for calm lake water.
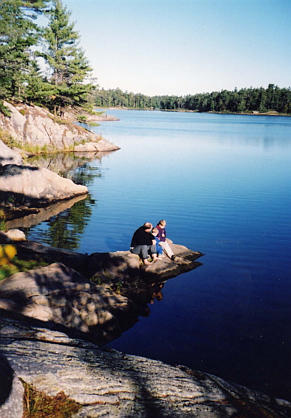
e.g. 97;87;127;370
27;110;291;400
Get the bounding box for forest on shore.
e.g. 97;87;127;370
94;85;291;115
1;1;290;118
0;0;95;117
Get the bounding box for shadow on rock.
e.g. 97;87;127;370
0;240;203;346
0;352;13;406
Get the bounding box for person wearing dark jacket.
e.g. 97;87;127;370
130;222;157;265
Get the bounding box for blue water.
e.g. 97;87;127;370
27;110;291;400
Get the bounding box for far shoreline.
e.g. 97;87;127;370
95;106;291;118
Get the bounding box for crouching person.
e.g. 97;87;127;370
130;222;157;265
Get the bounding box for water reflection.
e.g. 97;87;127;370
27;151;105;183
24;152;114;250
6;195;87;230
93;281;167;346
24;195;94;250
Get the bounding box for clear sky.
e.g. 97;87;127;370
62;0;291;96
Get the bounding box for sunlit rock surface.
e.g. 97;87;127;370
0;238;202;343
87;243;202;282
74;138;120;152
0;164;88;219
0;238;202;336
0;102;119;152
0;139;22;166
0;164;87;200
0;243;290;416
0;229;26;242
0;315;290;417
0;263;129;334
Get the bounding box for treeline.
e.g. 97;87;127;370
0;0;94;116
94;85;291;114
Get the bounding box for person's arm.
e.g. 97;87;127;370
131;231;137;247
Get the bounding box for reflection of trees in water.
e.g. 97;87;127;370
40;195;94;250
70;164;101;187
24;154;105;249
27;152;102;187
24;195;94;250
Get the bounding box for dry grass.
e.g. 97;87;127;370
22;380;82;418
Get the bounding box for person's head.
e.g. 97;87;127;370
143;222;152;232
152;227;159;236
157;219;166;228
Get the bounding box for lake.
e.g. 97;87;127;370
26;110;291;401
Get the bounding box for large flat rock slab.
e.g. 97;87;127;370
0;164;87;201
0;263;130;338
0;315;290;417
87;244;202;283
0;164;88;219
0;238;203;343
7;238;202;282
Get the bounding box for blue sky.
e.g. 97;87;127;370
62;0;291;96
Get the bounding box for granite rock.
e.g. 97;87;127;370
0;315;290;417
0;139;22;166
0;164;88;218
0;102;119;153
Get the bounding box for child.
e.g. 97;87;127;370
156;219;176;261
151;228;164;258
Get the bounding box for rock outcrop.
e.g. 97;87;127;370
0;239;290;416
0;104;119;218
0;314;290;417
74;138;121;152
0;263;130;335
0;229;26;242
0;164;88;219
0;102;119;153
64;108;120;122
0;138;22;166
0;237;202;342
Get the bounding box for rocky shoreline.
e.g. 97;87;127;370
0;235;290;416
0;102;120;155
0;102;120;219
0;233;203;338
1;106;291;416
1;313;291;418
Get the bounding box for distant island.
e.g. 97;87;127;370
94;84;291;116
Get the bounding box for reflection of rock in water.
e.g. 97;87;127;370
27;151;113;183
26;194;93;250
6;195;87;229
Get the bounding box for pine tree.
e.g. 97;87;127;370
41;0;92;115
0;1;35;99
0;0;50;113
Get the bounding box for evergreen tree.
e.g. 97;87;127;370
0;0;50;113
94;85;291;115
0;1;35;100
41;0;92;115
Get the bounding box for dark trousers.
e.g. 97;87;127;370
131;244;156;259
